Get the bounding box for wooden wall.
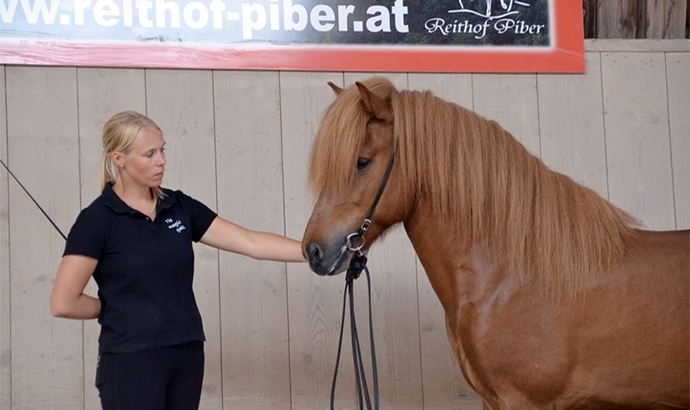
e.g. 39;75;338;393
583;0;689;39
0;39;688;409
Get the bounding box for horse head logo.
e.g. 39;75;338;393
456;0;524;19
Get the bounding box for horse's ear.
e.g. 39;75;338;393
355;82;392;122
328;82;343;95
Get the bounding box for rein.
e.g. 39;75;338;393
0;157;67;240
330;144;397;410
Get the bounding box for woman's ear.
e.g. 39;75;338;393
112;151;124;168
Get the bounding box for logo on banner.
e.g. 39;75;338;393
425;0;548;43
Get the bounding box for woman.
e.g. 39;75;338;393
50;110;305;410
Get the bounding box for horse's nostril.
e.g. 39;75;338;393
307;243;322;264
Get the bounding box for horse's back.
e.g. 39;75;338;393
568;229;689;408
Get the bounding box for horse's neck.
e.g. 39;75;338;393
403;206;517;316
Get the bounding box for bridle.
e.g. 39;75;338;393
330;143;397;410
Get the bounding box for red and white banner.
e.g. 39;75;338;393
0;0;584;72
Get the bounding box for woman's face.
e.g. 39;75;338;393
117;127;166;188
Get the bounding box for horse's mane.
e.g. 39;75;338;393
309;77;639;298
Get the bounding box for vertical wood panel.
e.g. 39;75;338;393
538;52;609;198
146;69;222;409
280;70;346;410
601;52;676;229
76;67;147;409
407;74;482;410
0;66;10;410
213;71;291;409
6;67;83;408
594;0;688;39
342;72;423;409
472;74;541;156
666;52;690;229
597;0;646;39
646;0;687;39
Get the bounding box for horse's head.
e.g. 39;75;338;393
302;78;408;276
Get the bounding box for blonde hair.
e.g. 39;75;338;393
100;111;165;199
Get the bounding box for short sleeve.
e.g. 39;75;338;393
175;191;218;242
63;206;108;259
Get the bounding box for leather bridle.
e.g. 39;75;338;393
330;143;397;410
344;144;398;257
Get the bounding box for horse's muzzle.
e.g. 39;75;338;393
306;242;350;276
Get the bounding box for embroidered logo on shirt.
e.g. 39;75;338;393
165;218;187;233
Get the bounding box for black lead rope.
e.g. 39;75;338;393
0;157;67;240
330;253;379;410
330;144;397;410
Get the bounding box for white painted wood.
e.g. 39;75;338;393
0;65;10;410
213;70;291;409
585;39;689;52
407;73;483;410
472;74;541;157
601;52;676;230
538;52;609;198
75;67;147;409
146;69;223;409
6;66;83;408
666;53;690;229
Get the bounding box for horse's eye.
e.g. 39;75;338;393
357;158;371;170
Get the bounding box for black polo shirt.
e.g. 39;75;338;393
63;183;217;354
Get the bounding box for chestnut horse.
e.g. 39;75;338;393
302;77;689;409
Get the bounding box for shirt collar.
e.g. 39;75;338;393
101;182;177;215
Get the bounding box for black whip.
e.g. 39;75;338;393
0;157;67;240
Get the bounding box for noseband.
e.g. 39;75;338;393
330;144;397;410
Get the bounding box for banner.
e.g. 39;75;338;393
0;0;585;72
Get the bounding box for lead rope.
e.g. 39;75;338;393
329;144;397;410
0;158;67;240
330;253;379;410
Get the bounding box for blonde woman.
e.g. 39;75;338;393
50;111;305;410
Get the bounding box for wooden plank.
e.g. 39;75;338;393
0;65;10;410
585;39;689;52
583;0;599;38
407;73;483;410
594;0;688;39
601;52;676;230
6;66;83;408
341;72;424;409
538;52;609;198
279;71;351;410
666;52;690;229
212;71;291;409
145;69;222;410
76;67;146;409
472;74;541;157
646;0;687;39
597;0;646;39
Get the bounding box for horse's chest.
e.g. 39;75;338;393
448;287;572;407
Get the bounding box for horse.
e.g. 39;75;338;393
301;77;689;409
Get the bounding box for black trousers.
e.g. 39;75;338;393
96;341;205;410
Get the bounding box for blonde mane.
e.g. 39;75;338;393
309;77;639;298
